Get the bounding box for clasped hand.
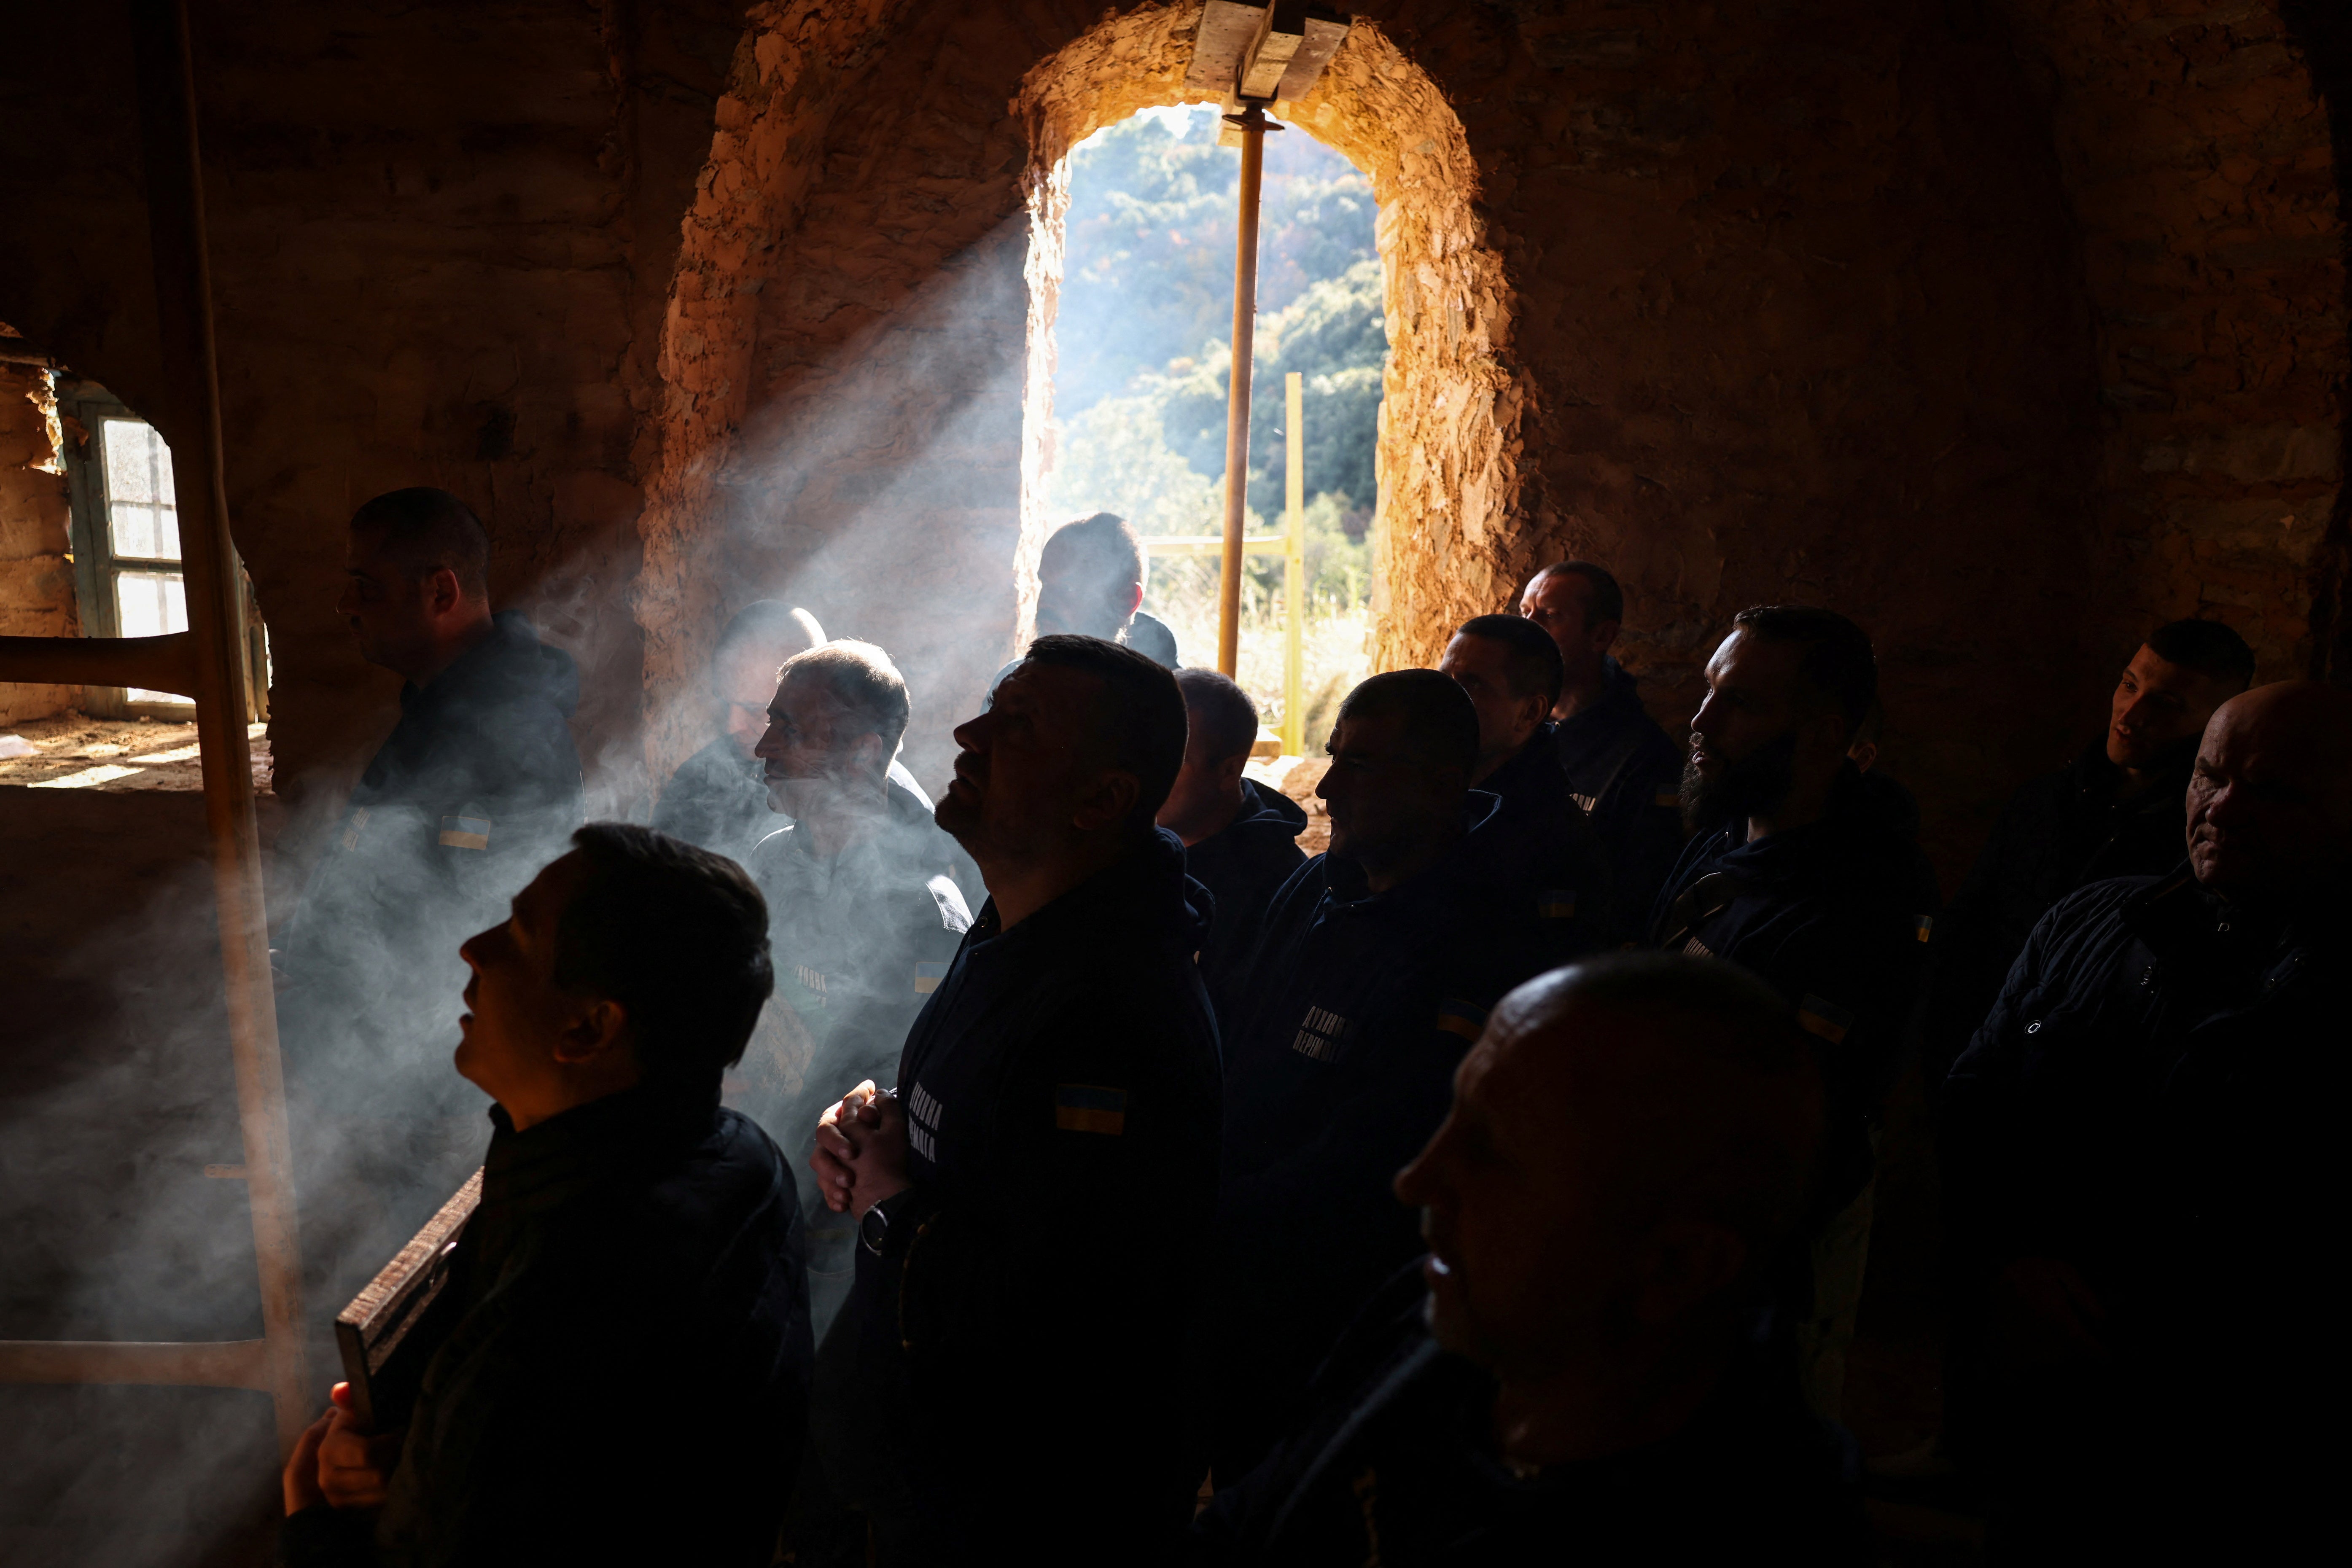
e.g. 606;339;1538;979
810;1079;912;1218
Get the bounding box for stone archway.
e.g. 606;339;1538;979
1011;11;1523;671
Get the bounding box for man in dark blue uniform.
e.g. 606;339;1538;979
1158;668;1306;1019
738;638;973;1340
277;488;584;1312
280;825;813;1567
1195;956;1865;1565
1440;613;1615;943
1210;672;1601;1482
1940;681;2351;1559
1519;561;1685;935
1924;618;2252;1091
990;515;1181;702
651;600;825;861
1647;606;1938;1417
806;636;1220;1565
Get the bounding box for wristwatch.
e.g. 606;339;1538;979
859;1196;895;1257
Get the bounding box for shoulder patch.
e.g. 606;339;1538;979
1537;888;1577;920
1652;790;1681;809
926;874;973;935
1054;1084;1126;1135
438;814;491;850
1796;994;1854;1045
913;960;949;996
1913;914;1935;944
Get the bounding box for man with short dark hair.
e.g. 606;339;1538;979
1648;606;1939;1417
1160;668;1306;1018
1440;613;1563;791
652;599;826;860
1210;670;1602;1481
1924;618;2255;1092
805;635;1222;1563
1195;956;1865;1563
737;638;972;1338
279;487;585;1330
1941;682;2352;1557
280;825;813;1567
1031;512;1180;667
1518;561;1685;936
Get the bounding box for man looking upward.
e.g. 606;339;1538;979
805;636;1221;1564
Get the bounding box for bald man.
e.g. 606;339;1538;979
1941;681;2352;1557
1194;955;1865;1563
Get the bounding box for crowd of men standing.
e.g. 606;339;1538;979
268;489;2345;1566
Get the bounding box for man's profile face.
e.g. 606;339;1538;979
1034;544;1139;642
455;854;586;1105
1395;1006;1616;1378
1518;573;1616;675
1439;633;1546;772
2186;695;2352;901
1684;629;1812;825
938;660;1102;865
336;524;436;674
717;640;802;759
754;670;871;818
1317;710;1458;869
2108;645;2239;771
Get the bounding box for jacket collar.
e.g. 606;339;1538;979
480;1081;718;1224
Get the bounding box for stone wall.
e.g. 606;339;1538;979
0;353;78;726
0;0;2342;887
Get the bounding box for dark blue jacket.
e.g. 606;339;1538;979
1210;794;1598;1477
1940;870;2343;1455
1479;721;1618;945
1649;767;1940;1127
1924;742;2193;1091
1553;658;1686;936
281;1085;813;1568
826;828;1223;1561
1192;1270;1867;1565
736;786;974;1342
1186;777;1308;1023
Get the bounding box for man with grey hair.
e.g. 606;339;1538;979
1195;955;1865;1561
741;639;973;1339
653;600;827;860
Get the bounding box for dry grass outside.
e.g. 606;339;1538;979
1148;593;1370;754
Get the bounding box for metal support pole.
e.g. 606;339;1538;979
129;0;310;1452
1283;372;1305;756
1216;102;1270;678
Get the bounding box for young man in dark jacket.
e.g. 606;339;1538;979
739;638;973;1339
280;824;813;1567
1440;614;1615;943
277;489;586;1329
807;636;1222;1565
1923;617;2252;1089
1518;561;1685;934
1940;681;2351;1559
1158;668;1307;1019
1195;956;1864;1565
1210;672;1602;1482
1647;607;1939;1417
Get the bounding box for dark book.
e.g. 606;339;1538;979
334;1170;481;1429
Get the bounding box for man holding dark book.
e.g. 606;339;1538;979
280;824;813;1566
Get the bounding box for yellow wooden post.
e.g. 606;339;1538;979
1283;372;1305;755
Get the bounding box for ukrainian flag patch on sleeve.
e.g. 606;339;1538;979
1436;999;1488;1041
1055;1084;1126;1135
1796;993;1855;1045
913;960;949;995
1537;889;1577;920
1913;914;1935;944
438;814;492;850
